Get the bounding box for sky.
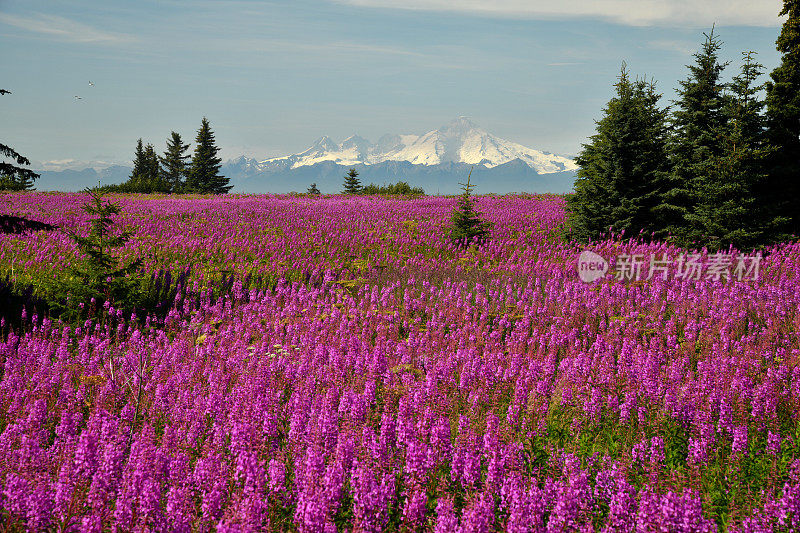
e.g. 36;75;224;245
0;0;788;171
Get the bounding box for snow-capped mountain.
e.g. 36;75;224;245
255;117;577;174
33;118;578;193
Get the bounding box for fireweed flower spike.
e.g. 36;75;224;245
0;192;798;529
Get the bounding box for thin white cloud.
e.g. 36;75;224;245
333;0;783;27
0;13;135;44
313;40;424;57
233;37;424;57
647;39;695;54
32;159;125;171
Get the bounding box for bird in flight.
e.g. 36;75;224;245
88;81;94;86
74;95;82;100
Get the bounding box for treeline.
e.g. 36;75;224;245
104;117;231;195
361;181;425;196
312;167;424;196
568;2;800;251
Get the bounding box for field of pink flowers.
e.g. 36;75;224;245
1;192;800;531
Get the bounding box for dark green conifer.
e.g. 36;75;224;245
690;52;772;250
185;118;230;194
448;168;492;246
342;168;362;194
567;66;670;242
130;139;146;183
0;173;35;191
64;187;143;314
122;140;167;193
763;0;800;238
307;182;321;195
0;89;39;190
654;28;729;244
160;132;190;193
144;143;169;193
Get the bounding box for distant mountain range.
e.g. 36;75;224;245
257;117;576;171
31;118;578;194
34;165;132;192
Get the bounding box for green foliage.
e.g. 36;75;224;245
55;187;144;320
536;397;798;530
342;168;362;195
0;90;39;191
567;65;670;243
185;118;231;194
110;139;170;194
105;130;194;195
447;168;492;246
307;182;321;195
655;28;729;244
0;174;33;191
689;52;775;251
159;131;191;193
361;181;425;196
569;25;798;251
763;0;800;238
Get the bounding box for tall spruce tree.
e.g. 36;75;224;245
654;28;729;244
122;139;148;192
763;0;800;239
159;132;190;193
342;168;362;194
448;168;492;246
129;139;147;184
1;90;39;191
567;66;670;242
185;118;230;194
690;52;772;251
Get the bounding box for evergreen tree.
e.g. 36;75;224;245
307;182;321;195
120;139;167;193
342;168;362;194
112;139;146;193
690;52;772;250
763;0;800;238
130;138;147;183
0;175;32;191
448;168;492;246
0;89;39;190
62;187;143;318
159;131;190;193
567;66;671;242
185;117;230;194
654;28;729;244
144;143;169;192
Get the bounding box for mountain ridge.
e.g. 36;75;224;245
255;117;577;174
223;158;576;195
30;118;578;193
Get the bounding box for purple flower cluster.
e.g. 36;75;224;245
1;192;799;530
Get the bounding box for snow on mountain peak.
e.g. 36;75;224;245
256;119;577;174
441;116;481;137
341;134;369;147
341;135;371;156
307;136;339;153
